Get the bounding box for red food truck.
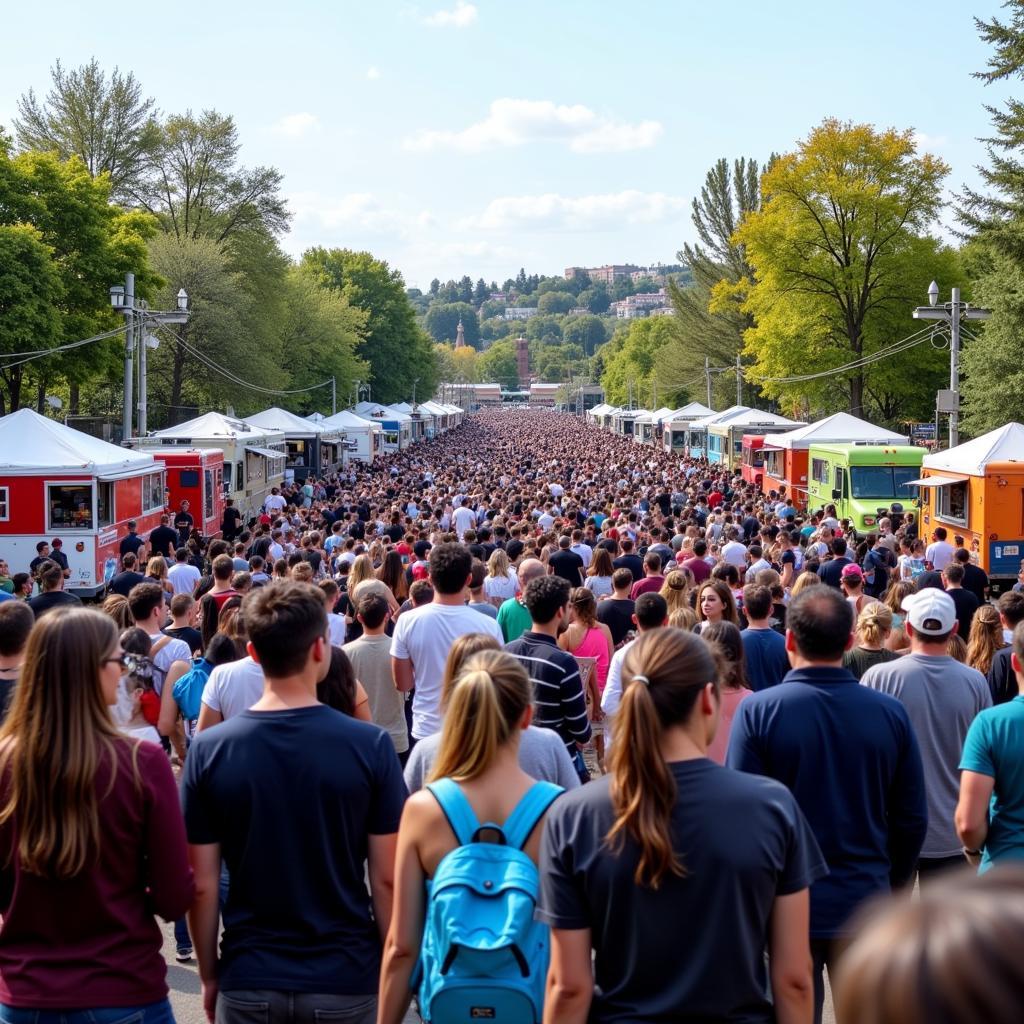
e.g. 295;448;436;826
151;448;225;538
0;409;166;596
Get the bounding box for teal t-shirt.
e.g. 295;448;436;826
959;695;1024;872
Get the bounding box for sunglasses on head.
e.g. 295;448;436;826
103;652;147;674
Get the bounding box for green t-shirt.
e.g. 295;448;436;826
960;695;1024;872
497;598;532;644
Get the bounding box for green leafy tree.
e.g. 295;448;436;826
735;119;949;418
478;340;519;386
424;302;480;348
525;314;562;345
473;277;489;305
480;317;514;343
537;290;576;315
429;277;440;296
14;58;160;204
533;342;586;382
600;317;679;407
578;284;610;313
301;248;437;404
562;314;608;356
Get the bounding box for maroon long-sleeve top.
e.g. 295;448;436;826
0;739;194;1008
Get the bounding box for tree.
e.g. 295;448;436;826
578;284;611;313
301;248;437;404
139;109;289;244
478;339;519;386
14;58;160;204
537;290;576;315
424;302;480;348
473;277;489;305
600;317;679;407
534;342;586;382
429;277;440;296
735;120;948;417
656;157;764;395
452;345;480;382
0;225;63;414
562;314;608;356
525;314;562;345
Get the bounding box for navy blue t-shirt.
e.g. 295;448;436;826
538;759;826;1023
182;705;407;993
727;668;927;937
741;628;791;691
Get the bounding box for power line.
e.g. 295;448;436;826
0;324;127;370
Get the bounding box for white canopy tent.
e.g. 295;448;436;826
920;422;1024;477
317;410;381;463
763;412;908;450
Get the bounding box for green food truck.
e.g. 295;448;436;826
804;443;924;537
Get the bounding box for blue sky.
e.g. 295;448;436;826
0;0;1013;289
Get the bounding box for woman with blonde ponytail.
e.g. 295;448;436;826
539;627;825;1024
379;650;565;1024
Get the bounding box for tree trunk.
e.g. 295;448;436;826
36;380;46;414
8;369;22;413
850;373;865;418
69;383;80;415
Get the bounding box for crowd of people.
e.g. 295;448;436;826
0;407;1022;1024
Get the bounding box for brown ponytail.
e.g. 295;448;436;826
605;627;719;888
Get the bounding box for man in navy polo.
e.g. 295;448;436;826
727;586;926;1024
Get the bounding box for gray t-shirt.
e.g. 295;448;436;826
403;725;581;793
343;634;409;753
862;653;991;857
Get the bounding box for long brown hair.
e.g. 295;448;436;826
587;547;614;578
569;587;598;629
430;650;532;782
377;550;409;602
606;627;719;888
0;608;134;879
696;579;740;626
967;604;1005;676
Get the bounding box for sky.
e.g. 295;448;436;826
0;0;1015;290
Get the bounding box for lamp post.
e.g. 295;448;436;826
912;282;990;448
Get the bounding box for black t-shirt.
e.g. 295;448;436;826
182;706;407;994
548;549;585;586
817;556;852;589
961;562;989;605
119;533;145;559
596;598;635;647
108;570;147;598
26;590;82;618
174;511;195;542
612;553;644;584
948;587;980;640
538;760;825;1023
221;507;242;536
164;625;203;657
148;525;179;559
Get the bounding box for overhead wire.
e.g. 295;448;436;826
0;324;128;370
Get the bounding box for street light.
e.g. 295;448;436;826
176;288;189;311
109;285;125;309
928;280;939;307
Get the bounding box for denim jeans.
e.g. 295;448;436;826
173;917;191;951
0;999;175;1024
215;991;375;1024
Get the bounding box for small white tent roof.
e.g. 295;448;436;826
319;410;379;432
150;411;284;445
691;405;801;430
418;400;447;416
923;422;1024;476
0;409;159;478
665;402;716;422
246;407;343;439
354;401;412;423
763;412;908;451
634;408;673;424
588;403;612;417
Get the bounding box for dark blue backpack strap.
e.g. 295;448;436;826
503;781;563;850
426;778;481;847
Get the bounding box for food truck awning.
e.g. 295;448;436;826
245;446;286;461
900;475;963;488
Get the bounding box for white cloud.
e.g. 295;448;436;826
366;66;382;80
468;190;689;232
912;130;949;151
422;0;477;27
272;112;320;138
404;98;662;154
287;191;434;237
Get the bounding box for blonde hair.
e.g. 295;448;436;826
429;650;532;782
291;562;314;582
790;571;822;598
668;606;697;632
440;632;502;707
101;593;134;630
487;549;511;579
146;556;167;579
660;570;693;615
0;608;137;879
884;580;915;617
349;554;375;591
947;633;968;663
856;601;893;647
967;604;1005;676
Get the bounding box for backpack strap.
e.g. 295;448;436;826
503;781;563;850
427;778;481;847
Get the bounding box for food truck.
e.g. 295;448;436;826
136;412;286;517
317;410;381;464
634;408;674;446
245;407;347;483
804;442;924;537
908;422;1024;592
756;413;908;506
661;402;717;457
354;402;413;453
702;407;803;471
151;448;225;537
0;409;165;596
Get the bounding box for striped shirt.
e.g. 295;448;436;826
505;631;592;754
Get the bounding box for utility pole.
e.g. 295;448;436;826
121;273;134;442
137;300;147;436
705;356;712;408
331;377;337;415
736;352;743;406
912;281;990;449
628;379;634;410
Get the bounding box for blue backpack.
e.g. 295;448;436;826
418;777;563;1023
171;657;213;737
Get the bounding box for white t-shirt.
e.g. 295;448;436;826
925;540;956;571
453;506;476;539
167;561;201;596
201;656;265;720
391;602;503;739
327;612;347;647
483;571;518;601
264;494;286;514
149;632;192;696
721;541;748;569
570;543;593;569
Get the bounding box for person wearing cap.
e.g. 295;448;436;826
840;563;871;614
862;587;991;883
728;586;926;1024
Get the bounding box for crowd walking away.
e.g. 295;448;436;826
1;407;1024;1024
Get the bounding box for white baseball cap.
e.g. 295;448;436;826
901;589;956;636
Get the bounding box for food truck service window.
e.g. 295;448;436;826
142;472;164;513
937;480;969;526
0;487;7;521
204;469;214;519
47;483;94;530
97;482;115;528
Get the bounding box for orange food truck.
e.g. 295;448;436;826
758;412;909;508
0;409;166;596
909;422;1024;592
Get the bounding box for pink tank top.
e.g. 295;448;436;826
572;625;610;690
